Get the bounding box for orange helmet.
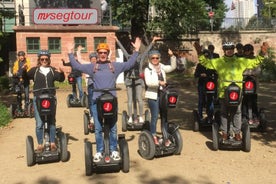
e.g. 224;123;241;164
97;43;110;51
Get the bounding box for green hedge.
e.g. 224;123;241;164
0;102;11;127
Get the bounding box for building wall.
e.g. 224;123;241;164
14;25;119;74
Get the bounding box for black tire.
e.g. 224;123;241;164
10;104;15;119
138;130;155;160
59;132;69;162
84;142;93;176
259;108;267;132
193;110;199;132
168;124;183;155
84;112;89;135
212;123;219;151
145;109;150;122
242;123;251;152
122;111;127;132
81;92;87;107
26;136;35;166
120;139;130;173
66;94;73;108
27;100;34;118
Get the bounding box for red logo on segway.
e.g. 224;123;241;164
168;96;177;104
245;81;254;90
206;81;215;90
41;99;51;108
103;102;113;112
69;77;74;82
229;92;239;101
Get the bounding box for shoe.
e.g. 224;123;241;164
110;151;121;161
89;118;94;124
93;152;103;162
36;144;44;153
221;132;228;141
128;117;133;124
165;139;172;147
248;119;254;125
253;118;260;125
153;136;159;145
235;133;242;141
50;143;57;151
139;117;144;123
88;123;94;130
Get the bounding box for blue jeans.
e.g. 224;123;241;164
148;98;160;136
92;99;118;153
33;96;56;144
87;84;93;116
73;76;83;99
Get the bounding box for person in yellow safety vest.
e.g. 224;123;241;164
194;41;269;142
13;51;31;109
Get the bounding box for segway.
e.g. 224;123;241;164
122;77;150;132
242;74;267;132
84;88;129;176
212;81;251;152
26;87;69;166
66;72;86;107
193;71;217;131
9;75;34;118
138;84;183;160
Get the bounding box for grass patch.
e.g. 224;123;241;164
0;102;11;127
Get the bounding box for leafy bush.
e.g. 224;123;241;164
0;102;11;127
260;48;276;82
0;75;10;92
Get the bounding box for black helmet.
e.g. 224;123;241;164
222;42;235;50
37;50;51;58
17;51;25;56
89;52;98;59
243;44;254;52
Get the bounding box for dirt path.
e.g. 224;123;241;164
0;82;275;184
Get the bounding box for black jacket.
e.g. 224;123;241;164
24;66;65;96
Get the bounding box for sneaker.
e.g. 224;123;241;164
128;117;133;124
235;133;242;141
36;144;44;153
139;117;144;123
89;118;94;124
153;136;159;145
253;118;260;125
50;143;57;151
93;152;103;162
110;151;121;161
248;119;254;125
165;139;172;147
221;132;228;141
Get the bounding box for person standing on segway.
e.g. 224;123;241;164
13;51;31;110
67;38;141;162
144;49;176;146
23;50;65;152
194;41;269;142
62;47;84;102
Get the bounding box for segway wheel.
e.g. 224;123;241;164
138;130;155;160
119;139;130;173
259;108;267;132
122;110;128;132
10;104;16;119
83;112;89;135
26;136;35;166
66;94;73;108
212;123;219;151
27;100;34;118
84;142;93;176
81;92;87;107
168;124;183;155
59;132;69;162
193;110;199;132
242;123;251;152
145;109;150;122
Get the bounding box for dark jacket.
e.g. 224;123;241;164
194;63;218;85
24;66;65;96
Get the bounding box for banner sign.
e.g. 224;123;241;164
33;9;98;24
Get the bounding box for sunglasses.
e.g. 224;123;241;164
40;58;49;61
98;52;108;55
151;57;159;60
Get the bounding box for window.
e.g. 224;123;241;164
94;37;106;50
26;37;40;54
48;37;61;53
74;37;87;52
